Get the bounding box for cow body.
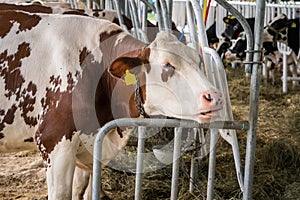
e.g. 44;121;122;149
263;14;300;84
0;10;223;199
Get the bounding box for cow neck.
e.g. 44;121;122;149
134;78;149;118
99;32;148;120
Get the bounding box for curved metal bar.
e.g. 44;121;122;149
203;47;244;193
154;0;164;31
129;0;142;39
159;0;171;31
214;0;254;74
92;118;249;200
140;0;156;12
113;0;128;31
186;0;198;50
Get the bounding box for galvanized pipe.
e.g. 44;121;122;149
92;119;248;200
129;0;141;39
243;1;265;199
170;127;183;200
134;126;146;200
154;0;164;31
113;0;128;31
159;0;172;31
203;47;244;192
186;0;198;50
206;129;219;200
140;0;156;12
189;0;214;81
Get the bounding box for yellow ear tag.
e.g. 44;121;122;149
291;22;297;28
124;69;137;86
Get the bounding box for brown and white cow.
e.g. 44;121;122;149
0;10;223;199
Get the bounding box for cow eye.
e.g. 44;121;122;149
163;63;175;71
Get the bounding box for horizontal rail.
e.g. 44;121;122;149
92;118;249;199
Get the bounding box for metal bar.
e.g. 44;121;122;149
159;0;171;31
113;0;128;31
129;0;141;39
203;47;244;192
170;127;183;200
214;0;254;74
92;119;249;200
134;126;146;200
243;1;265;199
189;0;213;81
154;0;164;31
166;0;173;27
189;129;199;193
140;0;156;12
186;0;198;50
206;129;219;200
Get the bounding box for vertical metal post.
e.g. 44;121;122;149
113;0;128;31
282;49;288;93
159;0;171;31
154;0;164;31
243;1;265;199
166;0;173;27
189;0;214;82
170;127;183;200
135;126;146;200
186;0;198;50
206;129;219;200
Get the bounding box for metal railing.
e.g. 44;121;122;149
92;119;249;200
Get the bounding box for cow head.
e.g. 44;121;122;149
108;32;223;123
222;15;243;39
263;13;291;44
225;32;247;61
216;37;232;58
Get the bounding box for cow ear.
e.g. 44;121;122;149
288;21;297;29
223;16;230;24
108;57;142;79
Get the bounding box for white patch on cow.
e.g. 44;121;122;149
46;134;80;199
0;109;38;152
143;32;222;123
76;128;131;168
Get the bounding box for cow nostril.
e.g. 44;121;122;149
204;93;212;102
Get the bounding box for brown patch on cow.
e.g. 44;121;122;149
36;72;79;162
19;82;38;126
0;41;39;131
41;75;62;111
24;137;34;142
0;10;41;38
62;10;88;17
79;47;91;67
37;92;76;156
0;105;17;133
161;64;175;82
99;29;123;43
93;11;100;17
0;3;53;14
139;48;151;73
0;42;30;99
0;132;4;139
112;16;134;30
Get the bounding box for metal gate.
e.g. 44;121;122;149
88;0;266;199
